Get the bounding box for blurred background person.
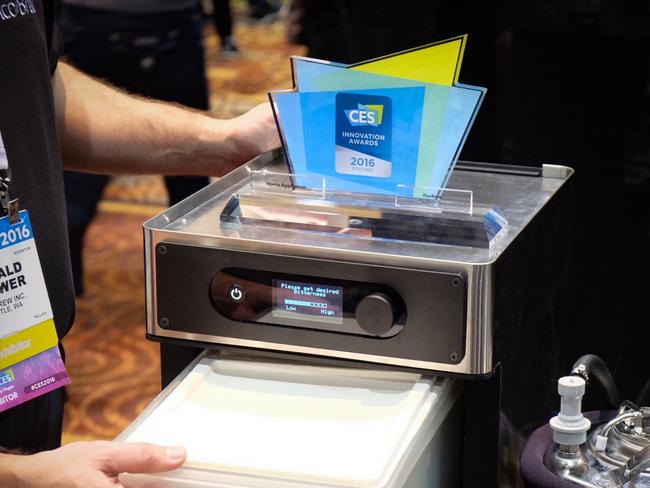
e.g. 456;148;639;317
207;0;282;59
58;0;211;296
209;0;239;58
247;0;281;21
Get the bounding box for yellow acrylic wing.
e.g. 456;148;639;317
351;35;466;86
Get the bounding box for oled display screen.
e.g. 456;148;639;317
272;280;343;324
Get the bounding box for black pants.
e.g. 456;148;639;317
59;4;211;294
211;0;233;39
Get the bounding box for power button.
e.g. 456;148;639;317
228;284;245;303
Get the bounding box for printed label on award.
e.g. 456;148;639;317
335;93;392;178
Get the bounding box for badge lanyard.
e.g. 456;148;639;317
0;130;70;413
0;132;19;224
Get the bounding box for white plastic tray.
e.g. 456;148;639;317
117;352;459;488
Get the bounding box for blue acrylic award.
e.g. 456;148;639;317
269;36;486;198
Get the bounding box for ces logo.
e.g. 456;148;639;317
344;103;384;127
0;369;14;386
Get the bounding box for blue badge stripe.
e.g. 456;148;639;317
0;211;34;250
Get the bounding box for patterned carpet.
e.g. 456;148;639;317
61;12;304;444
62;211;160;443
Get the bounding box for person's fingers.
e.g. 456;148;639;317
101;442;186;475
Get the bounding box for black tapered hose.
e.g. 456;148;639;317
571;354;620;409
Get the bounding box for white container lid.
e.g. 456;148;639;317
118;354;458;488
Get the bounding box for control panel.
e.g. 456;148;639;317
210;268;406;337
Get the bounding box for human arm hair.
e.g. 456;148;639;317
52;62;279;176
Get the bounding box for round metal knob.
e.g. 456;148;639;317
355;293;397;336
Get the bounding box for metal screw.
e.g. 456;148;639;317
159;317;170;327
450;353;459;362
158;244;167;255
452;277;461;287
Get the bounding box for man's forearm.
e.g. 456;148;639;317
53;63;278;176
0;453;26;488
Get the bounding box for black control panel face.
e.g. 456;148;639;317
155;243;467;366
210;268;405;337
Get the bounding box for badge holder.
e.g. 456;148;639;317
220;171;507;249
0;167;71;414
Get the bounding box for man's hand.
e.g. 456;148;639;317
3;441;186;488
220;102;281;174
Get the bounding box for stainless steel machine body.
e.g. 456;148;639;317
143;150;574;487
